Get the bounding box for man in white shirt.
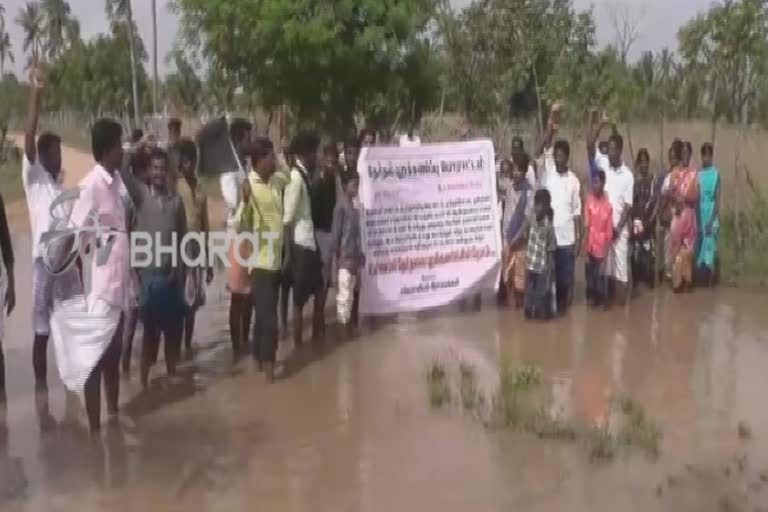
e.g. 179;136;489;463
589;129;634;305
284;131;322;345
538;123;582;315
219;118;254;354
22;67;64;392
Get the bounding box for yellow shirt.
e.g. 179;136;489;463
235;167;290;271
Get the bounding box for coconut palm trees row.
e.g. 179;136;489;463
12;0;80;68
6;0;158;126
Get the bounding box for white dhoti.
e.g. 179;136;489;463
49;269;122;394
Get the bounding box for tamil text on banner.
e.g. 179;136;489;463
358;140;501;315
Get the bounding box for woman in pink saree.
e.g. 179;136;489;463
669;141;699;291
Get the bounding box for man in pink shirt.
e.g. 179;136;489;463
49;118;129;434
584;170;613;308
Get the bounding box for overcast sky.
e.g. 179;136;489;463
2;0;710;78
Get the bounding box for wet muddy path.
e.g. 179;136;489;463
1;232;768;511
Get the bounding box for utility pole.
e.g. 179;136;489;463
151;0;159;115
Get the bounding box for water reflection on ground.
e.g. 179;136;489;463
1;234;768;511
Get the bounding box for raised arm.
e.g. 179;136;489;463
118;148;146;207
537;105;560;157
24;67;45;164
586;109;603;161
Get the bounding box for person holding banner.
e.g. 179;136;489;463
331;171;364;337
503;155;534;310
284;132;323;345
220;119;254;357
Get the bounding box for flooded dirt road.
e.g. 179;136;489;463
1;229;768;511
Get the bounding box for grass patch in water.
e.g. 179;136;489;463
459;362;481;410
428;364;663;463
616;397;663;459
426;361;451;409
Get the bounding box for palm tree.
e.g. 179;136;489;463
107;0;141;127
0;6;14;75
0;31;13;75
41;0;78;59
15;1;44;67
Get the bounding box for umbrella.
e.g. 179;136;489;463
196;116;241;176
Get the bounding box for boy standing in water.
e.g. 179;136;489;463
584;171;613;308
120;148;187;389
22;67;63;393
176;138;213;357
284;132;322;345
525;190;557;320
311;143;342;339
331;172;364;337
51;118;130;433
237;138;290;382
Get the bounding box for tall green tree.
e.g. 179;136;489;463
439;0;596;132
164;50;203;112
47;22;149;116
0;6;14;75
678;0;768;124
41;0;80;59
106;0;143;126
15;1;45;67
175;0;436;136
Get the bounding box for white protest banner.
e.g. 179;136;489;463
358;140;501;315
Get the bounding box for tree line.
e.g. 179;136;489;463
1;0;768;140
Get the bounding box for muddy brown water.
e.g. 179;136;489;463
1;230;768;511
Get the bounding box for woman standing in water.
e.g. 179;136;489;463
631;148;658;289
658;140;682;283
696;143;720;286
669;141;699;292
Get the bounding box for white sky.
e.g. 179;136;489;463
1;0;711;78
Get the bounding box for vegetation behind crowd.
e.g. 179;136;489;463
0;0;767;287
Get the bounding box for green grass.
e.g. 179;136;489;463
426;361;452;409
428;363;663;463
460;362;481;410
720;194;768;289
0;159;24;203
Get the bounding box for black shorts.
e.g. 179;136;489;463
291;244;322;307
